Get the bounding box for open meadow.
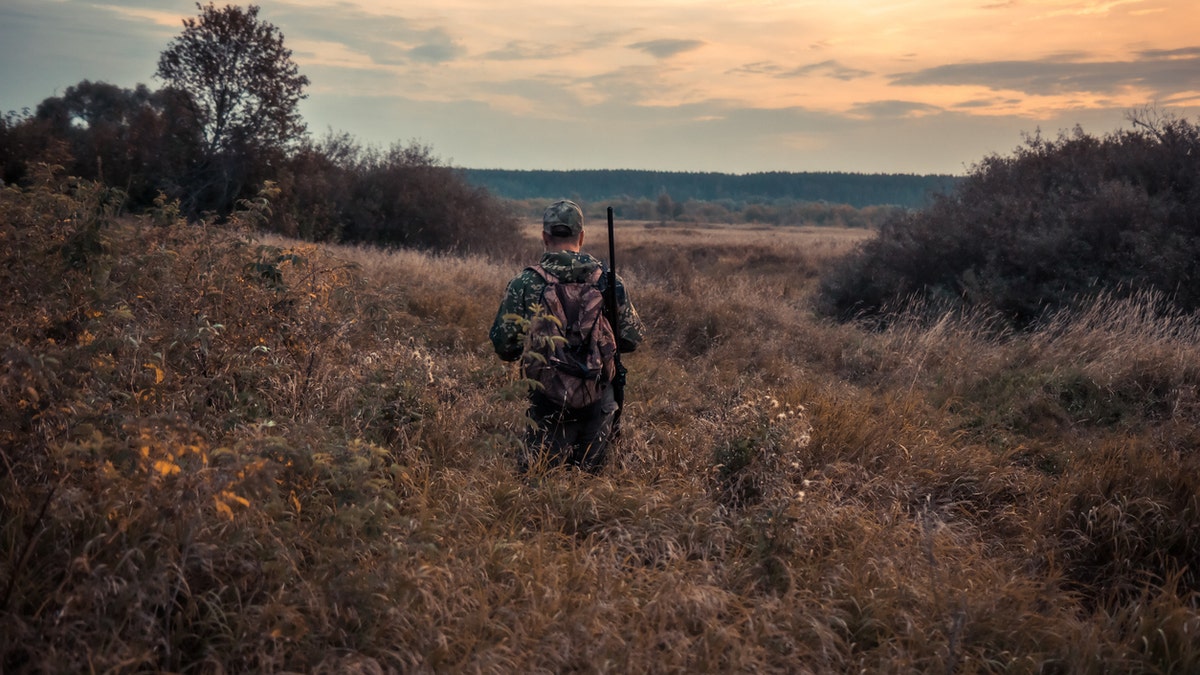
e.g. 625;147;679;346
3;177;1199;672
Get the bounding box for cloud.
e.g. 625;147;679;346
726;61;785;76
726;59;871;80
850;100;942;118
479;32;621;62
627;39;705;59
482;41;575;61
952;97;1005;109
583;65;678;105
271;5;465;65
472;76;587;110
1138;46;1200;59
780;59;872;81
1041;0;1146;17
404;31;466;64
0;0;171;107
301;85;1149;175
890;50;1200;97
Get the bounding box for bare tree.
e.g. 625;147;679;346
655;191;675;223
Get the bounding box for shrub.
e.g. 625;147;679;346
818;112;1200;328
343;142;520;255
5;87;520;256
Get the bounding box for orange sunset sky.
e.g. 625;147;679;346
2;0;1197;174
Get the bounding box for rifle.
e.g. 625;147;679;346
604;206;626;439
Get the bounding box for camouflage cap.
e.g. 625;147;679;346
543;200;584;237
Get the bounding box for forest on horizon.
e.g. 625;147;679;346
460;168;960;209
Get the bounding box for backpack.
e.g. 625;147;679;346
522;264;617;410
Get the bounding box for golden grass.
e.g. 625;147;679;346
2;176;1198;672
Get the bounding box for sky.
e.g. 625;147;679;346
1;0;1197;175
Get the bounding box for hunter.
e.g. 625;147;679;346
490;200;645;473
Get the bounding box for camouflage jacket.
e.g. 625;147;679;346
490;250;645;362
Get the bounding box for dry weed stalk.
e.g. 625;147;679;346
2;175;1197;672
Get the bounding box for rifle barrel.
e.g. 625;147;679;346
607;207;617;288
606;207;619;328
605;207;625;414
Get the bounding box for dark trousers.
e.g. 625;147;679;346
521;386;618;474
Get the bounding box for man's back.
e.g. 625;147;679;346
488;200;645;473
489;250;643;362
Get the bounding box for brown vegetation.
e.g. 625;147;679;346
2;169;1198;672
818;113;1200;328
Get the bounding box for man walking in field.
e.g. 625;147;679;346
490;200;645;473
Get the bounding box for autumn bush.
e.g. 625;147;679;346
818;113;1200;328
2;168;1199;672
3;92;522;258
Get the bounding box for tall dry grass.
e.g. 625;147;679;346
2;173;1197;672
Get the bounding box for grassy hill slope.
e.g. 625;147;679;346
2;171;1198;672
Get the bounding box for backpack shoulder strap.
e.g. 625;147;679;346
529;264;606;285
528;264;557;284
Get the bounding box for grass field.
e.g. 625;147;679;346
3;177;1198;672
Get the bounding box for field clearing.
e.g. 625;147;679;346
5;183;1199;673
493;219;872;314
511;218;870;261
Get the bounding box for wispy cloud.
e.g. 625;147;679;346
727;61;785;76
583;64;683;106
479;32;620;61
850;100;942;118
952;97;1011;109
780;60;872;81
1138;46;1200;59
405;33;466;64
1040;0;1146;17
627;39;705;59
890;50;1200;97
481;41;576;61
273;5;465;65
0;0;168;101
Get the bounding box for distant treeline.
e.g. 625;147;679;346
461;169;961;208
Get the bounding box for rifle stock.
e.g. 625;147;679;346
604;207;626;438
